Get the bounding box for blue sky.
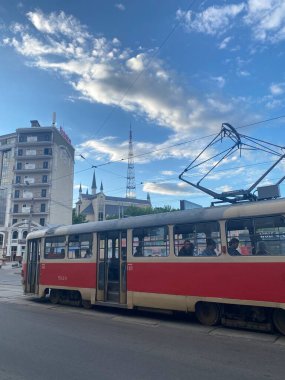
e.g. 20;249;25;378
1;0;285;208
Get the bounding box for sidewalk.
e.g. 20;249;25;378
0;261;22;270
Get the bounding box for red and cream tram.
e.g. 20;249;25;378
23;198;285;334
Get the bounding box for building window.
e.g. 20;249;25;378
19;135;27;143
42;175;48;183
22;231;28;239
13;204;19;213
98;212;104;221
16;162;22;170
12;219;17;225
0;234;4;247
43;161;48;169
11;246;17;260
44;148;52;155
12;231;18;239
40;204;46;212
16;176;21;184
41;189;47;197
18;149;23;156
26;149;36;156
40;218;45;226
14;190;20;198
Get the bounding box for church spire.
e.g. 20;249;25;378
100;181;103;192
78;183;82;200
147;192;151;203
91;170;97;195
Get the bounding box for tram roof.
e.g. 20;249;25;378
27;197;285;239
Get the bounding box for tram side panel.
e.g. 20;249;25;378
38;261;97;300
127;260;285;311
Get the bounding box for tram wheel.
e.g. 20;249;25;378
50;289;60;304
273;308;285;335
195;302;221;326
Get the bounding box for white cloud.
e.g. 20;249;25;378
211;76;225;88
161;170;176;176
3;9;251;146
238;70;250;77
27;10;89;40
143;181;199;196
126;53;145;72
244;0;285;42
178;1;285;44
115;3;125;11
270;82;285;95
177;4;245;35
218;36;232;49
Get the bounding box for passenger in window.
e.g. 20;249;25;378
228;238;241;256
202;238;217;256
84;249;92;258
178;240;194;256
134;242;143;257
256;242;269;256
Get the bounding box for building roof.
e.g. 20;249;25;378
81;203;94;215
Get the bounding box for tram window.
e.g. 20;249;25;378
68;233;93;259
174;222;221;256
45;236;66;259
133;226;169;257
253;216;285;256
226;219;254;255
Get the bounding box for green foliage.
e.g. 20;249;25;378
72;208;87;224
123;205;179;217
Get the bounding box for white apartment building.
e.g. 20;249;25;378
0;120;74;260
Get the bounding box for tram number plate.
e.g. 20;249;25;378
58;275;68;281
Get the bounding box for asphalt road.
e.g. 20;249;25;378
1;264;285;380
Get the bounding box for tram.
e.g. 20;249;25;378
23;197;285;334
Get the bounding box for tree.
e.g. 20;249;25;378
123;205;179;218
72;208;87;224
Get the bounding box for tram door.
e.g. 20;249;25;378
97;231;127;304
25;238;41;294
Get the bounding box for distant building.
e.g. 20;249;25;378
75;171;151;222
0;120;74;259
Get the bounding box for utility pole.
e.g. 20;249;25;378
126;125;136;199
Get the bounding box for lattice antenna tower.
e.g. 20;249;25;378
126;124;136;198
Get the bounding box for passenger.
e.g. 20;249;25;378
228;238;241;256
256;242;269;256
178;240;194;256
201;238;217;256
84;249;92;258
134;242;143;257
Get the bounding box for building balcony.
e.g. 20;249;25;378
12;196;49;201
13;182;50;187
15;154;53;160
11;210;48;216
14;168;51;173
17;140;52;146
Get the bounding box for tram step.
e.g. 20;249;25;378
107;290;120;303
95;301;128;309
222;318;273;332
108;281;120;292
